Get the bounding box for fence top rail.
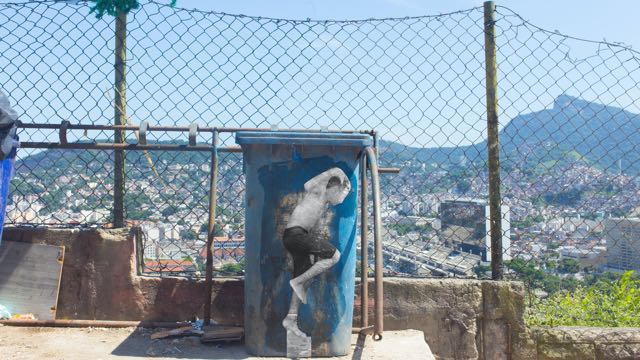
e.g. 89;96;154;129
16;121;375;135
16;122;377;152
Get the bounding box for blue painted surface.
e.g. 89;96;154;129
236;131;372;147
237;133;368;357
0;149;15;246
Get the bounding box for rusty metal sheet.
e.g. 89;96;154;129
0;241;64;320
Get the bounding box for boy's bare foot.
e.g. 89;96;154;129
282;314;306;338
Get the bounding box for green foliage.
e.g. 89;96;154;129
124;192;153;220
387;223;432;236
506;259;577;295
512;214;545;229
89;0;177;19
507;259;545;286
181;229;198;240
454;179;471;194
527;271;640;327
543;188;584;206
218;261;245;276
161;206;177;217
545;260;557;269
558;258;580;274
474;264;491;279
199;222;225;236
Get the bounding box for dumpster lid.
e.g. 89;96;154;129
236;131;372;147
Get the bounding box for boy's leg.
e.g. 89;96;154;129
290;249;340;304
282;295;306;337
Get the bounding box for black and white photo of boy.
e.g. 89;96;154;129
280;167;351;337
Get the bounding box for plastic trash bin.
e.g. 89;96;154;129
236;131;371;357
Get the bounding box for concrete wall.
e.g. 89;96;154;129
3;227;639;360
353;278;526;360
3;227;243;324
529;327;640;360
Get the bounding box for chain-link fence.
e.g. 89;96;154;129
494;6;640;327
1;0;639;326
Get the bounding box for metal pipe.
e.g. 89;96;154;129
484;0;504;280
0;319;191;328
359;155;369;328
372;131;378;158
351;326;374;335
16;121;373;135
204;130;219;326
19;142;242;153
365;146;383;341
377;167;400;174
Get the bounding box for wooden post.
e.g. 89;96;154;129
484;1;503;280
113;10;127;228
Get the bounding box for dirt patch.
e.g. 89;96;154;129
0;326;431;359
0;325;250;360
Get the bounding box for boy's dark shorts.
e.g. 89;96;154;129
283;226;336;277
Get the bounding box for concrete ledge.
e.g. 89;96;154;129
353;278;525;360
532;327;640;360
1;227;527;359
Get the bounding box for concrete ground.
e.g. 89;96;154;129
0;326;433;360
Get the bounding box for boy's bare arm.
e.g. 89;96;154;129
303;168;347;192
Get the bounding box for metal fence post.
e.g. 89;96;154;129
113;10;127;228
360;155;369;328
365;147;384;340
204;130;219;325
484;1;503;280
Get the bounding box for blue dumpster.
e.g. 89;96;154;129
236;131;371;357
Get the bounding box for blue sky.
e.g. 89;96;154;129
1;0;639;148
0;0;636;47
173;0;639;50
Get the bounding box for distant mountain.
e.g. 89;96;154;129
16;141;213;172
379;95;640;175
15;95;640;176
500;95;640;174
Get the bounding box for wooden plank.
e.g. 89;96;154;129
200;326;244;343
0;241;64;320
